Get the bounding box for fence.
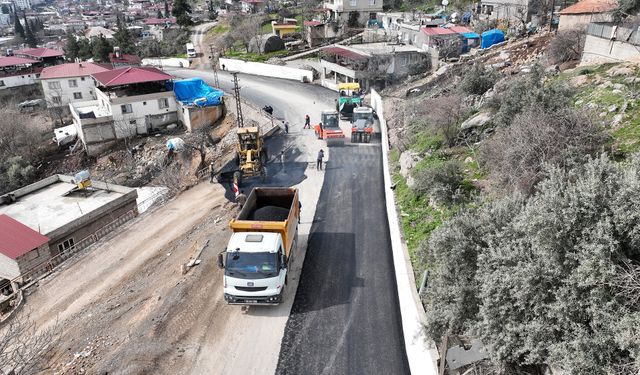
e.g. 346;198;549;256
586;23;640;46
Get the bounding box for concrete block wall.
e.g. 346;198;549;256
581;34;640;64
219;58;314;83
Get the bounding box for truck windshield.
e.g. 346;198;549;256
225;252;279;279
353;111;371;123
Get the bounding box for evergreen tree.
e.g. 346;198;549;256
113;14;136;54
13;8;24;39
1;4;10;14
23;13;37;47
64;31;80;61
77;38;93;60
92;35;112;62
164;0;170;17
157;9;163;19
172;0;193;27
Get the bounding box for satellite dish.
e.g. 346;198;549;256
442;0;449;5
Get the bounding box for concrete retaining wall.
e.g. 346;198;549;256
370;88;439;375
219;58;313;83
142;58;191;68
581;34;640;64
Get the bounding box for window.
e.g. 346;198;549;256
129;119;136;125
26;249;40;261
349;0;356;5
73;92;83;99
158;98;169;109
48;81;61;90
121;104;133;114
52;96;61;104
81;76;85;81
68;79;78;87
57;238;75;253
369;0;375;5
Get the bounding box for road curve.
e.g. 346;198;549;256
171;69;409;373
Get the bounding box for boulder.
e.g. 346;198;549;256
461;111;492;130
624;77;640;84
399;150;420;179
608;104;618;113
607;66;635;77
612;113;624;127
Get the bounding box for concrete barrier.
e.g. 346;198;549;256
370;88;439;375
142;58;191;68
219;58;313;83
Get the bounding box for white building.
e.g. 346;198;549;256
69;67;179;155
323;0;383;25
13;0;30;10
40;62;112;107
0;56;40;90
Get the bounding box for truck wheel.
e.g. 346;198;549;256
234;153;240;166
260;150;268;165
285;274;288;285
233;171;241;187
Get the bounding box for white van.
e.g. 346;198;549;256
186;43;197;58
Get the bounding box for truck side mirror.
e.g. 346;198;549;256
217;252;225;269
280;255;287;270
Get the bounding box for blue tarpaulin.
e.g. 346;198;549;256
462;32;480;39
173;78;224;107
481;29;505;49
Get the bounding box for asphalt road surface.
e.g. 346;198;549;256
276;142;410;374
172;69;410;373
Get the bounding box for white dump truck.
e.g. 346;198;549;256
217;187;300;305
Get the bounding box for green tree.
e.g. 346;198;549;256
113;14;136;54
23;13;38;47
64;31;80;60
13;8;24;39
92;35;112;62
157;9;163;19
172;0;193;27
423;154;640;373
77;38;93;60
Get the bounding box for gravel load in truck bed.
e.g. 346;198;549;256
250;206;290;221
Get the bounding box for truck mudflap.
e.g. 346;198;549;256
224;290;284;305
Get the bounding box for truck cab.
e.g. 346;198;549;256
220;232;288;304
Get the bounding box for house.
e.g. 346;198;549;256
272;19;298;37
69;66;178;155
0;214;50;294
323;0;383;25
174;78;225;132
421;27;463;58
449;26;481;52
40;62;112;107
144;17;176;26
581;21;640;64
479;0;533;22
241;0;266;13
0;174;138;285
84;26;116;39
109;49;142;67
14;47;65;66
320;43;428;90
0;56;41;90
305;20;343;47
558;0;617;31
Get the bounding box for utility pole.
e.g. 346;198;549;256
208;44;220;88
232;72;244;128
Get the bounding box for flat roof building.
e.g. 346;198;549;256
0;174;138;283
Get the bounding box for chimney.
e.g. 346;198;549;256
114;46;121;58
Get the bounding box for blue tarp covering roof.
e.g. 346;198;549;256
481;29;505;49
462;32;480;39
173;78;224;107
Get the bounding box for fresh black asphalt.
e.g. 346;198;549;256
276;143;410;375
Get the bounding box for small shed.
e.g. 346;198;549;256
481;29;505;49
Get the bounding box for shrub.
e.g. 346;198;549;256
413;160;465;204
459;64;499;95
548;28;586;64
481;106;606;194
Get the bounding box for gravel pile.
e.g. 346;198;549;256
251;206;289;221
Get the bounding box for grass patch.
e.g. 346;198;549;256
224;49;289;62
209;24;230;36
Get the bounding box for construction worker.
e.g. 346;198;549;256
209;162;215;183
282;120;289;134
317;149;324;171
304;114;311;129
236;190;247;208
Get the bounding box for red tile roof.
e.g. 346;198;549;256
0;56;39;68
40;62;112;79
144;17;176;25
323;46;368;60
109;53;142;65
14;47;64;59
448;26;473;34
422;27;456;36
0;215;49;260
304;20;324;26
91;66;173;87
559;0;618;14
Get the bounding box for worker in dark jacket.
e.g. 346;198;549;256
304;114;311;129
317;149;324;171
